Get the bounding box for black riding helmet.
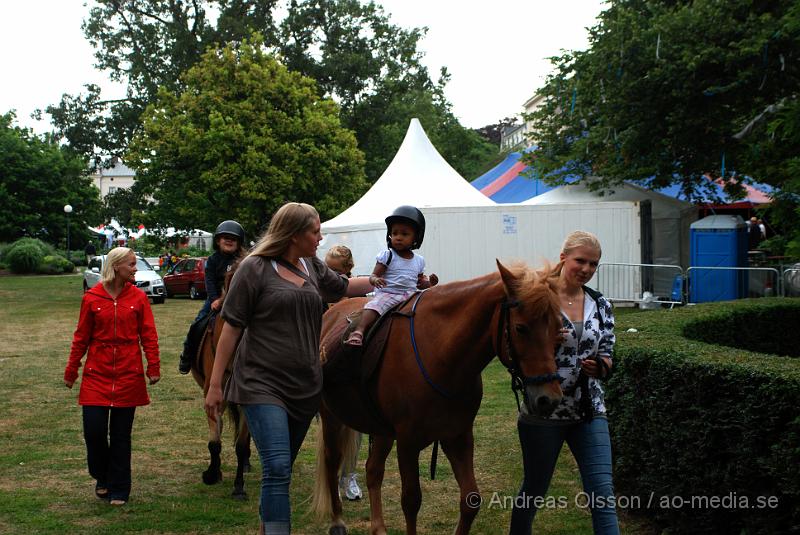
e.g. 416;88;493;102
213;220;245;251
385;205;425;250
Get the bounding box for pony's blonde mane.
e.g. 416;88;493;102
505;261;561;323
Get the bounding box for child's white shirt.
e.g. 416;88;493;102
375;249;425;294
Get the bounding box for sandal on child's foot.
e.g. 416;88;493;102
344;332;363;347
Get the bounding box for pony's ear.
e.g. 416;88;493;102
496;259;517;297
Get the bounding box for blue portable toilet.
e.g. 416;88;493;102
689;215;748;303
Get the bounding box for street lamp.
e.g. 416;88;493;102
64;204;73;254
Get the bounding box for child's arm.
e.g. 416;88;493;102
369;262;388;289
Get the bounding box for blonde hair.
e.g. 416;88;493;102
552;230;602;276
325;245;354;274
101;247;134;284
251;202;319;258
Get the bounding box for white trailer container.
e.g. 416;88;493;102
320;201;648;299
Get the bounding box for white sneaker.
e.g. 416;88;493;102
344;473;362;501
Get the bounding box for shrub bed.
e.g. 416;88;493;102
2;238;77;274
608;299;800;534
6;243;44;274
37;255;75;274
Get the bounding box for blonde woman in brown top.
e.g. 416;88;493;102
204;202;371;535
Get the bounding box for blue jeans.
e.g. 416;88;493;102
82;406;136;502
509;417;619;535
243;404;313;534
195;298;212;321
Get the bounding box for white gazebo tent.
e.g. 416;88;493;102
320;118;494;275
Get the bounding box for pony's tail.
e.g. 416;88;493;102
228;402;242;445
311;419;360;520
311;421;333;519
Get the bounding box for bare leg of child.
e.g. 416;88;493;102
345;309;379;346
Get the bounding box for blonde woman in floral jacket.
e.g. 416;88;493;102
510;231;619;535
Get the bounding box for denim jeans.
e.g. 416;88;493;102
82;406;136;502
195;298;212;321
242;404;313;535
509;417;619;535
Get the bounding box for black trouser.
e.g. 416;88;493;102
82;406;136;501
181;302;212;365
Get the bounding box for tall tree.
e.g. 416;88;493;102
46;0;498;187
527;0;800;253
527;0;800;196
48;0;278;167
125;39;366;236
47;0;426;164
278;0;429;113
0;112;101;245
102;184;149;230
347;70;499;182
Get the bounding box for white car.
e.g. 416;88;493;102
84;254;166;304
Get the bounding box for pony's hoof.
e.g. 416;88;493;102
231;490;247;501
202;469;222;485
329;526;347;535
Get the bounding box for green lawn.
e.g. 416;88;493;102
0;274;655;534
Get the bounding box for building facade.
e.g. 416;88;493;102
90;157;136;198
499;92;546;151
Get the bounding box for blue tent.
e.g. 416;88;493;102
473;152;772;207
471;152;580;203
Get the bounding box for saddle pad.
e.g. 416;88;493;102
321;310;394;388
321;303;410;434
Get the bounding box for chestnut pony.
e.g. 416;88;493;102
312;260;563;535
191;277;251;499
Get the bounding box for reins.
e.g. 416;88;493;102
407;290;454;399
495;298;562;411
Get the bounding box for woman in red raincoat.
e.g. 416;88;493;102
64;247;160;505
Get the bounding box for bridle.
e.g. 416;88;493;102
494;298;562;411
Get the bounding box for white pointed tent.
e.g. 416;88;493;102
320;119;494;275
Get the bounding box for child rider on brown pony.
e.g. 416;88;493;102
345;205;437;346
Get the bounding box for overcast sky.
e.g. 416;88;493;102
0;0;605;134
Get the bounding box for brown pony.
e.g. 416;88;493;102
312;260;563;534
190;276;251;499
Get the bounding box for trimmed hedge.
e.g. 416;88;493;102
682;305;800;357
608;299;800;534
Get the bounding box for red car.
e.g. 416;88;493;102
163;257;207;300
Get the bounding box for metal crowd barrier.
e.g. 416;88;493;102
593;263;685;306
783;268;800;297
592;263;796;307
